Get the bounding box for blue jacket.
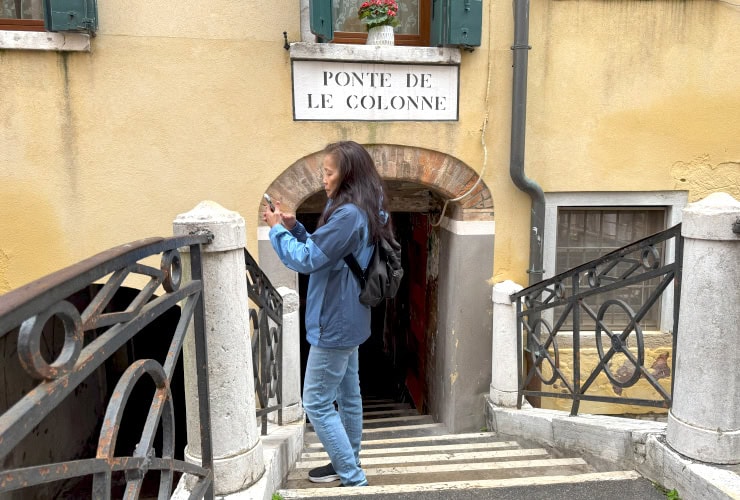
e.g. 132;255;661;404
269;203;374;348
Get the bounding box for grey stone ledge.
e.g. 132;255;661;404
485;399;740;500
0;30;90;52
289;41;461;65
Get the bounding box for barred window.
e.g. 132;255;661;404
555;208;666;330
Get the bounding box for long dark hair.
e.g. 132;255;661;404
317;141;393;243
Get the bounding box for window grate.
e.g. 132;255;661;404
555;208;666;330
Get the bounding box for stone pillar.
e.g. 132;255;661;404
173;201;264;494
270;287;304;424
667;192;740;464
490;280;524;407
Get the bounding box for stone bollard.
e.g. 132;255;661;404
173;201;264;494
490;280;524;407
269;287;304;424
667;192;740;464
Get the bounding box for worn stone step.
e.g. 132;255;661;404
301;440;521;460
294;448;552;470
361;402;414;411
307;414;433;431
361;398;397;405
278;470;666;499
304;423;449;442
286;456;592;487
363;408;420;419
304;432;501;451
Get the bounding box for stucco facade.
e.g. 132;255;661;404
1;0;738;290
1;1;738;425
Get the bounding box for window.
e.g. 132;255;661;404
555;208;665;330
1;0;97;33
543;191;688;334
332;0;430;46
1;0;44;31
307;0;481;49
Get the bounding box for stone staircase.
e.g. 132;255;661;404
276;398;666;499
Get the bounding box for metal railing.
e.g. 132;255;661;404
0;235;215;499
245;249;283;436
510;224;684;415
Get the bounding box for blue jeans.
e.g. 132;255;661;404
303;345;367;486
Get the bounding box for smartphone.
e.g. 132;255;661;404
263;193;275;212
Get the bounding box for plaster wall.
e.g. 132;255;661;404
491;0;740;284
1;0;738;294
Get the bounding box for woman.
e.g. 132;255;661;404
262;141;393;487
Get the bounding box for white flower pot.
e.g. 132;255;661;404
366;25;395;46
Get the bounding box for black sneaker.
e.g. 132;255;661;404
308;463;340;483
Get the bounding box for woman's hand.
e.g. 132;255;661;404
276;201;296;230
262;199;296;230
262;201;282;228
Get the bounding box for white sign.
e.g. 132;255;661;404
292;60;459;121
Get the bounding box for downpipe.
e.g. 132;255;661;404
510;0;545;286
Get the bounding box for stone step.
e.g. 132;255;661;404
282;398;664;499
307;414;433;431
285;457;593;488
363;408;420;419
279;471;667;499
361;402;414;411
295;448;552;470
303;432;504;451
304;423;449;442
301;440;521;459
361;399;398;405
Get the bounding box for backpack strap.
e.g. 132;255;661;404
344;253;366;288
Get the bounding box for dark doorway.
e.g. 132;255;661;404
294;211;435;412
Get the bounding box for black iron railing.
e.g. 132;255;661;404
0;235;215;499
511;224;683;415
245;249;283;436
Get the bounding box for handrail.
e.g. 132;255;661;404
511;224;683;416
0;234;215;499
245;248;284;435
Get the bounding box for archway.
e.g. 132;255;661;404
260;144;493;220
257;144;495;432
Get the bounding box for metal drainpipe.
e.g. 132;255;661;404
510;0;545;286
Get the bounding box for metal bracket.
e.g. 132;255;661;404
733;217;740;235
189;229;215;244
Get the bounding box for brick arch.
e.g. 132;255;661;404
264;144;493;221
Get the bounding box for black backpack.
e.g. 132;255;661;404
344;235;404;307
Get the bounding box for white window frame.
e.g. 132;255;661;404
543;191;688;334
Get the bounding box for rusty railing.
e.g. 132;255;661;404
0;235;215;499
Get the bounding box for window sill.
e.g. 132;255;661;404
288;42;460;65
0;30;90;51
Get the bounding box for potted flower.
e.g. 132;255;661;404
358;0;399;46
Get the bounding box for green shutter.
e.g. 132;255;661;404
431;0;482;49
44;0;98;34
309;0;333;43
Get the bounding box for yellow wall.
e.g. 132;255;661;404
1;0;738;294
527;0;739;197
548;346;673;416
